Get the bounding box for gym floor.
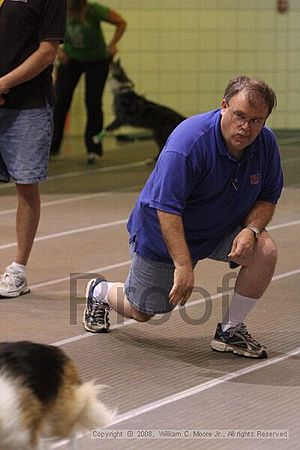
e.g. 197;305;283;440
0;131;299;449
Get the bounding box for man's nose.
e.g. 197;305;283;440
240;120;251;131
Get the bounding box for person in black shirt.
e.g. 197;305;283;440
0;0;66;298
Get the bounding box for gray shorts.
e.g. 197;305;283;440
0;103;53;184
124;226;242;315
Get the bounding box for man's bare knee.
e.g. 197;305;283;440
261;233;278;265
132;309;153;322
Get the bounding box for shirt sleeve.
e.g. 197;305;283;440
94;3;110;21
149;150;195;215
39;0;67;43
258;130;284;204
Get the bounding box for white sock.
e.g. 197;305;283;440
93;281;116;304
221;292;258;332
10;261;27;274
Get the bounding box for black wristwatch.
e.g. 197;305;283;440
244;226;261;240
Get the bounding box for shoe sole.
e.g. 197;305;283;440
210;339;267;359
0;287;30;299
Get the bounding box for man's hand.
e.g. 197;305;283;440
157;210;194;306
228;228;256;261
169;264;194;306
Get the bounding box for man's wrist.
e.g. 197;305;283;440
244;225;261;240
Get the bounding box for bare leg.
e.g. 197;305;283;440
107;283;152;322
220;231;278;329
233;231;277;298
15;183;41;265
210;232;277;357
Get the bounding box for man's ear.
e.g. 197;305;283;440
220;98;227;115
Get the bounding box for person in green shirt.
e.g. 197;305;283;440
50;0;127;163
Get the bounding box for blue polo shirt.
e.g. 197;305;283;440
127;109;283;263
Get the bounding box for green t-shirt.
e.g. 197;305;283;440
64;2;110;61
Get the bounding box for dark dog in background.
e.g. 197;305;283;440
0;341;115;450
93;59;186;157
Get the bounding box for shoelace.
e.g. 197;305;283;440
230;323;261;347
0;271;24;288
90;302;109;324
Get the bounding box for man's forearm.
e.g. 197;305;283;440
0;40;59;92
157;209;192;269
244;200;276;229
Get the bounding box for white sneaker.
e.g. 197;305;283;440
0;265;30;298
87;152;101;165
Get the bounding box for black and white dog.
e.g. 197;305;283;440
94;59;186;157
0;341;115;450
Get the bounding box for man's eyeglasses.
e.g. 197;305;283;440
227;105;266;128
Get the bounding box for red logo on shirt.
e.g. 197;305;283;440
250;174;261;185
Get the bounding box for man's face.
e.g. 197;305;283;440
220;91;269;154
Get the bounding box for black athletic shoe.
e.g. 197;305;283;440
82;278;110;333
210;323;267;358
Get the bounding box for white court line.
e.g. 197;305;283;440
268;220;300;230
110;346;300;426
51;266;300;348
0;217;300;252
5;218;299;290
49;266;300;448
50;345;300;449
0;220;127;250
0;159;151;190
13;209;298;448
49;160;152;181
0;183;292;218
0;192;110;216
0;185;142;217
31;260;131;290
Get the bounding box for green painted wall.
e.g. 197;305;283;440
68;0;300;135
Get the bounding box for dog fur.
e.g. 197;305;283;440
0;341;115;450
95;59;186;156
